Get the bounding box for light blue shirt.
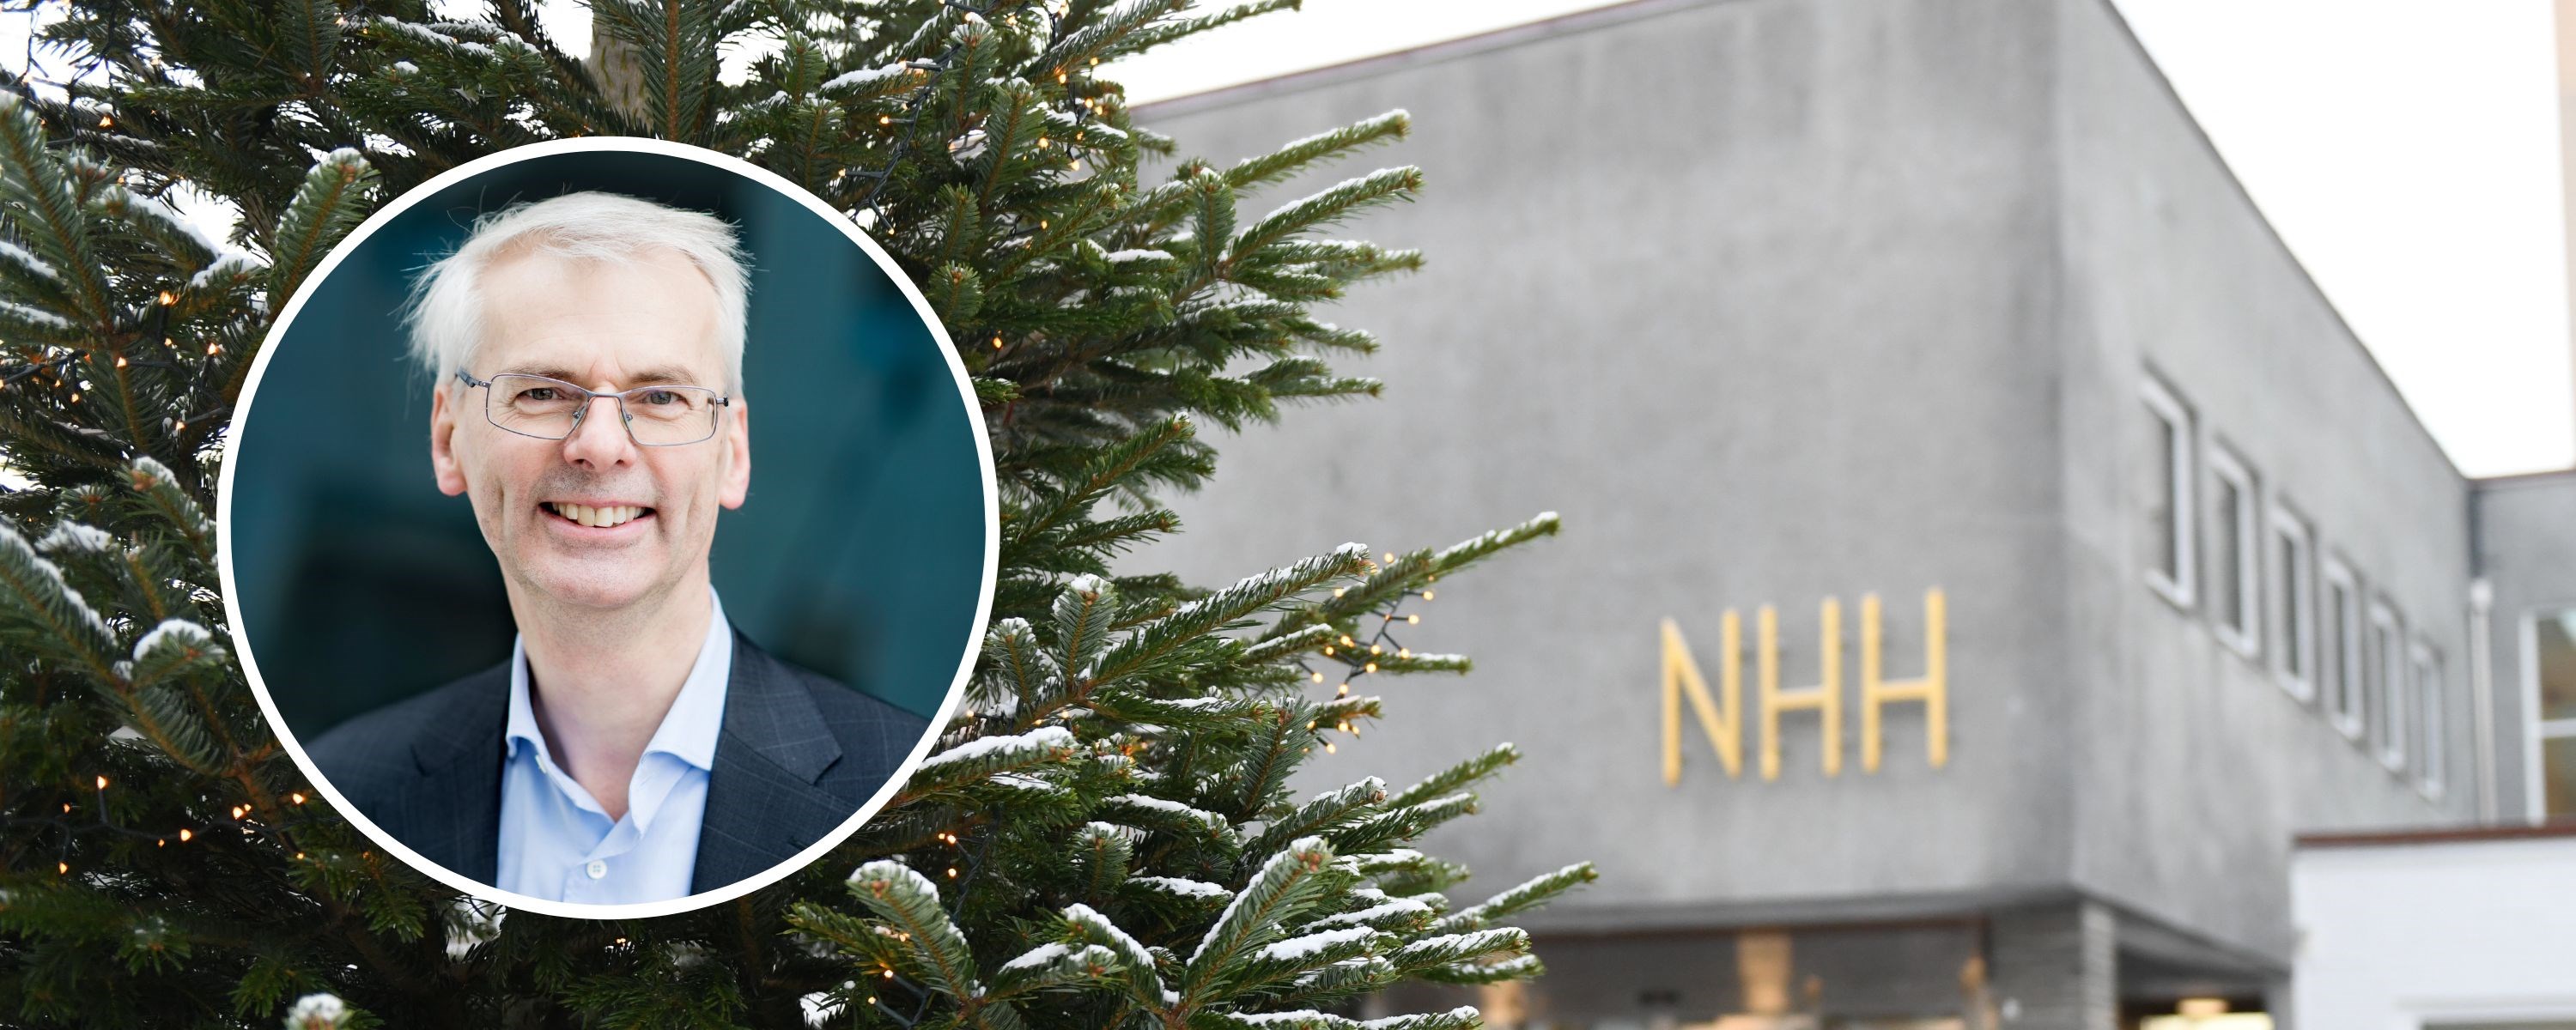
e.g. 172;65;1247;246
496;589;732;904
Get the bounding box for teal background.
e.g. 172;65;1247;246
228;149;984;736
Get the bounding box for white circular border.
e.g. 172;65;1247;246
216;137;997;920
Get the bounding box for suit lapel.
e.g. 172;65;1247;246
691;630;849;893
406;663;508;885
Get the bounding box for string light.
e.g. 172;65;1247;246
155;291;173;306
96;114;112;129
178;828;191;841
290;793;305;805
1422;590;1435;601
94;776;107;790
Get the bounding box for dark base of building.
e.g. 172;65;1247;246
1372;900;2283;1030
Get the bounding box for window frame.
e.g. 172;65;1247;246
2322;555;2364;742
2369;598;2407;775
2522;605;2576;823
2268;506;2317;702
2204;441;2261;660
2141;376;2196;611
2411;639;2444;801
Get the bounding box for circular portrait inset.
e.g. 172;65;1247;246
219;138;994;918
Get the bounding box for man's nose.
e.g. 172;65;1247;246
560;396;635;467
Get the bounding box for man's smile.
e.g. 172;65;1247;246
540;500;657;530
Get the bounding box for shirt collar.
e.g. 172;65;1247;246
505;586;734;775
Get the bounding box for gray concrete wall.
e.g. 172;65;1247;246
1140;0;2076;929
2475;470;2576;819
2050;0;2476;963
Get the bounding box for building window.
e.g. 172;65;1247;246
2269;507;2315;701
2142;376;2194;609
2526;608;2576;821
2412;641;2444;800
2206;444;2259;658
2369;600;2406;774
2322;557;2363;741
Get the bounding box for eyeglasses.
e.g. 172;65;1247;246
455;371;731;447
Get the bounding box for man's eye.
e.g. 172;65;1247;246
636;390;679;406
518;388;559;403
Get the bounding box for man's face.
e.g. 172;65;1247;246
429;246;750;616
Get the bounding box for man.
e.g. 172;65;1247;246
309;191;928;905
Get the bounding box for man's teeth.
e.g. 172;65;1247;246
549;502;644;528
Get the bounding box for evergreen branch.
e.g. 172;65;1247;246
1223;110;1408;194
1238;623;1330;664
266;149;377;306
1242;777;1384;859
0;523;120;680
123;457;213;564
1084;543;1365;685
0;94;110;328
1387;745;1516;809
900;725;1078;797
1060;901;1165;1010
1072;821;1133;905
1121;0;1301;57
844;860;989;1014
1180;836;1337;1001
1429;863;1596;934
1036;0;1188;76
1226;166;1421;272
1052;573;1119;682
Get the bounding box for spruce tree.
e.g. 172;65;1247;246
0;2;1594;1027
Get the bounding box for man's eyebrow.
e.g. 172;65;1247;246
498;366;714;388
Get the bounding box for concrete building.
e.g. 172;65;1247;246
1138;0;2576;1027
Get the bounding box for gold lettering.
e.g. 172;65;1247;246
1862;589;1947;772
1661;613;1742;785
1760;599;1841;779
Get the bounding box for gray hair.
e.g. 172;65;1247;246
403;191;751;393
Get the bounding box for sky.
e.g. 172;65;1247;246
3;0;2569;476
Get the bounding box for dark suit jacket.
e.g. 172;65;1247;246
307;628;930;895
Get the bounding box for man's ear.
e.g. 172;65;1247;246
719;398;750;510
429;383;469;497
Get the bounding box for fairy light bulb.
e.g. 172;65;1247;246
1422;590;1435;601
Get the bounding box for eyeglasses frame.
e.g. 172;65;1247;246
453;369;733;447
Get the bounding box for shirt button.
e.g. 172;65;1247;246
586;860;607;880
